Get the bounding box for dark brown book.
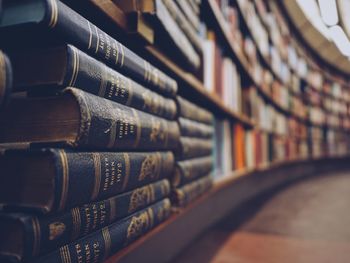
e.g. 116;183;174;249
0;88;180;150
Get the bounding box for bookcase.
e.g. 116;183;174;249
1;0;350;262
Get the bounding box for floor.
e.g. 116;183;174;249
173;172;350;263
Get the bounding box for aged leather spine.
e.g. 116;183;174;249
0;180;170;262
0;148;175;212
177;96;214;124
178;117;214;139
0;0;177;97
173;175;213;207
33;199;171;263
13;45;177;120
0;50;12;107
176;137;213;160
67;88;180;150
172;156;213;187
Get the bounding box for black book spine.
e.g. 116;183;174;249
64;46;177;120
51;149;174;212
177;96;214;124
176;137;213;160
33;199;171;263
66;88;180;150
172;156;213;187
173;175;212;207
0;50;13;107
46;0;177;97
179;117;214;139
0;180;170;261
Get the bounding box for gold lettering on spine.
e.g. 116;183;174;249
71;208;81;240
58;150;69;211
94;25;100;53
91;153;102;200
125;79;133;106
0;52;5;104
115;41;120;66
48;0;58;28
102;228;112;258
31;218;41;256
118;43;125;67
122;153;130;191
88;21;93;49
132;109;141;148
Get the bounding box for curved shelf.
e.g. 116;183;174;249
104;156;350;263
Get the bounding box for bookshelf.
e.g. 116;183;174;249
73;0;350;261
1;0;350;262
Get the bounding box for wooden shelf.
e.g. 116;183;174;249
104;156;350;263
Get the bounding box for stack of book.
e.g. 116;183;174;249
172;96;213;207
0;1;180;262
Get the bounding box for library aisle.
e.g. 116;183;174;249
173;172;350;263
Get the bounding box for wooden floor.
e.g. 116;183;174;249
173;172;350;263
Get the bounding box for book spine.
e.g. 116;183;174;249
15;180;170;260
33;199;172;263
172;156;213;187
44;0;177;97
175;0;201;32
179;117;214;138
155;0;200;69
162;0;203;52
0;50;12;107
62;45;177;120
68;88;180;150
176;137;213;160
50;149;174;211
173;175;212;207
177;96;213;124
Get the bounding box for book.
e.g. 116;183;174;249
176;137;213;160
0;50;12;107
0;0;177;97
177;96;213;124
178;117;213;139
175;0;201;33
172;156;213;187
32;199;171;263
233;123;245;170
11;45;177;120
0;180;170;262
0;88;180;150
0;148;174;213
114;0;200;70
172;175;212;207
162;0;203;52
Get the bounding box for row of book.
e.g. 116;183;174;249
214;118;350;179
246;0;350;101
0;1;212;263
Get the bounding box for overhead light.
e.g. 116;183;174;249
318;0;339;26
329;25;350;56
